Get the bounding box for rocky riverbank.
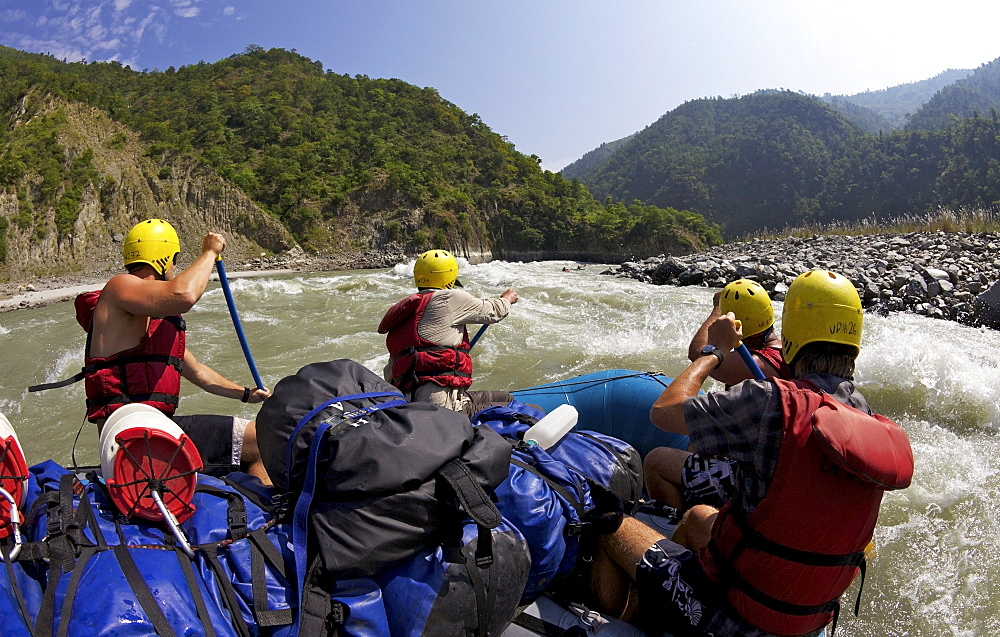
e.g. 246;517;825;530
609;231;1000;328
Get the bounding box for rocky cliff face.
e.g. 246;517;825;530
0;92;296;283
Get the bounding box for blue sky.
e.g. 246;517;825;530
2;1;1000;171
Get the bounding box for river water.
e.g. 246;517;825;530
1;259;998;635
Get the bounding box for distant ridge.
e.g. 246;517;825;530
566;82;1000;237
907;57;1000;130
560;133;636;180
821;67;973;131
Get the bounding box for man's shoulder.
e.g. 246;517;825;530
431;288;477;305
101;272;143;295
435;287;473;298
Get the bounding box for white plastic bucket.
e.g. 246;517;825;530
0;411;28;541
524;403;579;450
99;404;186;477
99;404;202;522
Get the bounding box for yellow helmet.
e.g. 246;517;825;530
123;219;180;278
413;249;459;289
720;279;774;337
781;270;863;363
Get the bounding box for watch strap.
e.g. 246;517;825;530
702;347;724;369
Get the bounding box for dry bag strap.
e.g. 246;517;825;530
438;457;501;568
110;543;179;637
248;528;294;627
289;421;331;637
175;548;219;637
195;484;248;540
198;543;254;637
1;542;32;631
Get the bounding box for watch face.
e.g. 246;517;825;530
701;345;716;355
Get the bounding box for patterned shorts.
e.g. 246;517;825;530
681;453;737;509
634;539;717;635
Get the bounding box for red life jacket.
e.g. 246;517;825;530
706;378;913;636
75;290;186;422
753;345;792;379
377;291;473;393
725;345;792;390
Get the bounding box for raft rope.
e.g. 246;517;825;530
513;371;671;393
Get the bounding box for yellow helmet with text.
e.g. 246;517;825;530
781;269;863;363
720;278;774;337
413;249;459;289
123;219;180;278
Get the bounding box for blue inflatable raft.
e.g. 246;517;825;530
513;368;688;458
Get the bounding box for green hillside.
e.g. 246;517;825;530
907;58;1000;130
579;91;864;236
821;67;973;132
560;133;636;181
572;89;1000;237
0;45;721;262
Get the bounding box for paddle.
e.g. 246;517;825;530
215;258;265;391
735;343;767;380
468;324;489;350
732;320;766;380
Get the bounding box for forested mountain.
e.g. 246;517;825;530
907;58;1000;130
572;89;1000;237
821;68;973;132
560;133;636;180
0;45;721;281
578;92;864;236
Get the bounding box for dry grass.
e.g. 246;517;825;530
750;207;1000;240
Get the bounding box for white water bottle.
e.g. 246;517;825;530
524;403;579;450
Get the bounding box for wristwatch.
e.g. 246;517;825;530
700;344;725;369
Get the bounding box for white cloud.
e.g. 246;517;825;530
16;34;86;62
1;10;27;22
168;0;201;18
223;6;235;16
8;0;170;68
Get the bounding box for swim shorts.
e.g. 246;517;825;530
681;453;737;509
636;541;827;637
634;539;717;635
172;415;249;476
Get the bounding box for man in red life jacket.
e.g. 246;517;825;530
645;279;793;513
378;249;518;417
589;270;913;637
82;219;270;480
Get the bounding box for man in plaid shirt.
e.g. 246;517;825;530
587;270;911;637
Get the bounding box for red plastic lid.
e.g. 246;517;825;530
0;435;27;540
105;427;202;523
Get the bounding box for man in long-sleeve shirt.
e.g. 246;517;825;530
378;249;518;416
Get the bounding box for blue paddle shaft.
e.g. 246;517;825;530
215;260;265;390
736;343;767;380
469;324;489;350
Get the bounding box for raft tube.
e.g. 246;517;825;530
513;369;688;458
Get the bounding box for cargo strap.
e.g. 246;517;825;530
287;391;406;637
194;483;294;629
1;542;32;630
